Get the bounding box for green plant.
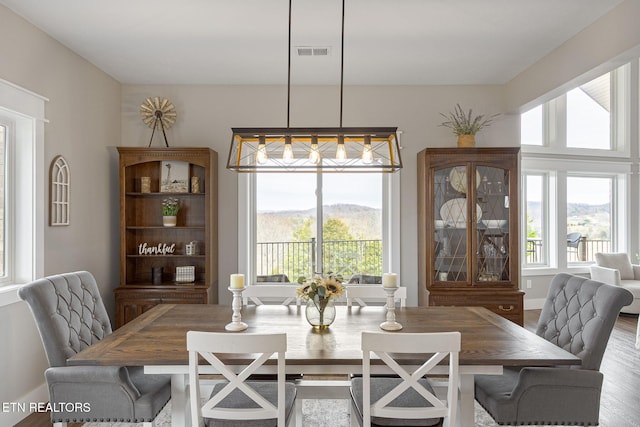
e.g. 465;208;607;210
439;103;499;135
161;197;180;216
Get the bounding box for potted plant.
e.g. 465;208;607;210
439;103;499;147
161;197;180;227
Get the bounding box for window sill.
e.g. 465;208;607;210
0;284;24;307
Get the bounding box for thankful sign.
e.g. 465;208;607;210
138;242;176;255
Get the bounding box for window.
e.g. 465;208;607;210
520;105;543;146
566;176;612;263
0;123;6;277
524;173;546;265
0;78;45;299
255;172;383;282
566;75;611;149
520;64;629;272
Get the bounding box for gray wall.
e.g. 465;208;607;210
0;5;120;423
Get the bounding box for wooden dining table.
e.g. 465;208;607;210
69;303;581;427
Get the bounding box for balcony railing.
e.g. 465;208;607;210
256;238;382;281
526;238;611;263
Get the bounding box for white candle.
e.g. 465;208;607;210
230;274;245;289
382;273;398;288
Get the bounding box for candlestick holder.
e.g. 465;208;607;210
225;287;248;331
380;286;403;331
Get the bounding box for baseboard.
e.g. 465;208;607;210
524;298;546;310
2;382;49;425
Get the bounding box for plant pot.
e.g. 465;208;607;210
457;134;476;147
305;299;336;331
162;215;177;227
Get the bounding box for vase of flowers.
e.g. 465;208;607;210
439;103;499;147
297;274;344;331
161;197;180;227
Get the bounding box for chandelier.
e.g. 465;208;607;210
226;0;402;173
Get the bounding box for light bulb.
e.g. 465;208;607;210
309;136;320;164
283;137;294;162
336;137;347;160
362;137;373;163
256;137;267;164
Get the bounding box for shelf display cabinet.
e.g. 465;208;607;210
417;147;523;325
115;147;218;327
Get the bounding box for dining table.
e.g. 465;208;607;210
69;303;581;427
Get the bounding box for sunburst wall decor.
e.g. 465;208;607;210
140;97;177;147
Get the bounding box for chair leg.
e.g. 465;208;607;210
295;398;303;427
350;399;362;427
288;401;297;427
53;423;67;427
142;422;153;427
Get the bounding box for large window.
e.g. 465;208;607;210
0;123;6;278
521;65;629;271
255;173;383;282
0;78;45;299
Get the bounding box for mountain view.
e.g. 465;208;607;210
257;203;381;243
527;201;611;239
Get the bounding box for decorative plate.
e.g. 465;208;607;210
440;198;482;228
449;167;481;194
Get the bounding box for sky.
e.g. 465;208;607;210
257;173;382;212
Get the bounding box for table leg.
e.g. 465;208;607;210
457;374;475;427
171;373;189;427
636;318;640;349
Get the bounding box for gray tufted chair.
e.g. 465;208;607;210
18;271;170;426
475;273;633;426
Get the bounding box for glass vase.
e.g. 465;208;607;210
305;298;336;331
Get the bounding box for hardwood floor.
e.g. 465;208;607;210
14;310;640;427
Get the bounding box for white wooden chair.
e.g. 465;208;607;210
345;285;407;308
243;284;300;306
350;331;460;427
187;331;296;427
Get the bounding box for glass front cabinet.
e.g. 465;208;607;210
418;147;523;325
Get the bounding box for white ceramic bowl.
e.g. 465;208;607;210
482;219;507;228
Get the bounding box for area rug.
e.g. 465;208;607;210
83;399;514;427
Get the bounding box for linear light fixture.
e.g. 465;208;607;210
226;0;402;173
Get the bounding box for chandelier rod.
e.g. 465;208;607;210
287;0;292;128
339;0;345;128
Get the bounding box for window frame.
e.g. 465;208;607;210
239;171;401;285
520;64;631;276
0;118;14;284
522;157;628;274
0;78;46;306
521;64;629;157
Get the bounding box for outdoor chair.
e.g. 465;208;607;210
345;285;407;308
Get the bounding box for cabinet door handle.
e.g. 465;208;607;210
498;305;514;311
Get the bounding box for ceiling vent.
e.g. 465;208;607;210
296;46;331;57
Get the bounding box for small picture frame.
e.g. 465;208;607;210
160;161;189;193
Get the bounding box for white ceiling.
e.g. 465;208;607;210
0;0;625;85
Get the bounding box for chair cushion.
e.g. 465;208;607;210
595;253;634;280
474;367;522;423
350;377;442;426
127;367;172;421
205;381;296;427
